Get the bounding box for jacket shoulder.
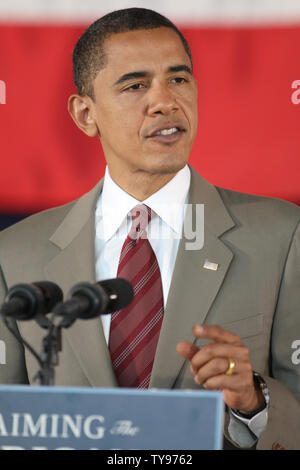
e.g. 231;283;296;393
217;185;300;228
0;200;76;250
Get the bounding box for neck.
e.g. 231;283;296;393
107;167;178;201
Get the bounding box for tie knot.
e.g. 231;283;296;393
129;204;152;240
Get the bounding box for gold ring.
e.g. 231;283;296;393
225;357;235;376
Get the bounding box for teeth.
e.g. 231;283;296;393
155;127;178;136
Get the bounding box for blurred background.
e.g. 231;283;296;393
0;0;300;230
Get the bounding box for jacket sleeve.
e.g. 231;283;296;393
257;221;300;449
222;221;300;450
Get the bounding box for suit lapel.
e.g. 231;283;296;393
44;179;117;388
150;167;236;388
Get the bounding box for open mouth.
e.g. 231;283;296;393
146;126;185;143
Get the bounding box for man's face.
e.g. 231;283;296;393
91;27;198;177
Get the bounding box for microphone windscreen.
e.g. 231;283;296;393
33;281;63;312
99;278;134;312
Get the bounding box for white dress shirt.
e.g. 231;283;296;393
94;165;267;447
95;165;190;341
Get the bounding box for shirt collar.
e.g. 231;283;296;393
96;165;191;242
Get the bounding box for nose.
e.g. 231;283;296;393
146;81;179;116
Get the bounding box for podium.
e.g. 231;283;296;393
0;386;224;450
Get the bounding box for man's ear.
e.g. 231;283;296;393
67;94;100;137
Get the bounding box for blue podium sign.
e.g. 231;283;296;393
0;386;224;450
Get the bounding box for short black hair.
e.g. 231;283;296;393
72;7;193;100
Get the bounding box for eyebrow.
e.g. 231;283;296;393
114;64;193;86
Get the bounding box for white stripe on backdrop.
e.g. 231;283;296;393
1;0;300;24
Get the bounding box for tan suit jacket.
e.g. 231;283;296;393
0;166;299;449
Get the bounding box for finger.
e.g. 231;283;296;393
176;341;199;361
192;324;242;345
190;343;250;370
193;357;237;385
202;371;253;393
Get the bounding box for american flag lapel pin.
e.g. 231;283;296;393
203;260;219;271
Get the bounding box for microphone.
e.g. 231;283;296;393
0;282;63;320
53;278;134;320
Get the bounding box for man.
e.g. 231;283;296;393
0;8;299;450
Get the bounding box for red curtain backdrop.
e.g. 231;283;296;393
0;24;300;213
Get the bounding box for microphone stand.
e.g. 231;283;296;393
31;311;78;385
35;321;62;386
1;312;69;386
36;313;75;386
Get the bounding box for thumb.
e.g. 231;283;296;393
176;341;199;361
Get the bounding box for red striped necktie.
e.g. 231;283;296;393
108;204;164;388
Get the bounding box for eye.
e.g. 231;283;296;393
124;83;145;91
170;77;188;84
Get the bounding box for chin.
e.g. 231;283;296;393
146;156;188;175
